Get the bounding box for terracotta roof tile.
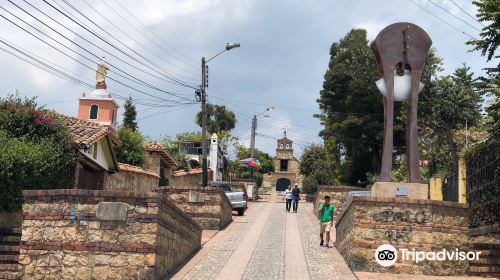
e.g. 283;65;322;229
44;111;118;148
173;167;210;177
118;163;160;178
145;141;179;167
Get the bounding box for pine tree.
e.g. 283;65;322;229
123;97;138;131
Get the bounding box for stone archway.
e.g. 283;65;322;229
276;178;291;192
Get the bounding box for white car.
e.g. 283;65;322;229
221;185;248;216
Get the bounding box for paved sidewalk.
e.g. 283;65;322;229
356;272;491;280
171;197;356;280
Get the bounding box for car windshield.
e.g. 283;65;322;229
222;186;231;193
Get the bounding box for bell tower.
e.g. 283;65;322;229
77;58;119;126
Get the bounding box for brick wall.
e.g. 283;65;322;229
335;197;469;275
313;186;366;219
158;186;232;230
19;189;201;280
104;166;159;193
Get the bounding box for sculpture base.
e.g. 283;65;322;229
371;181;428;200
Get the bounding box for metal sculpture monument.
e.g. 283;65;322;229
371;23;432;183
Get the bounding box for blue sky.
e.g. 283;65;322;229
0;0;494;157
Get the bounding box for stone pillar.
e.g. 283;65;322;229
209;133;219;182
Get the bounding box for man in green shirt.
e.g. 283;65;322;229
318;195;334;247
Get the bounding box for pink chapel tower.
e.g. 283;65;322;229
77;58;119;126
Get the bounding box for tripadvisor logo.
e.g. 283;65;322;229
375;244;481;266
375;244;398;267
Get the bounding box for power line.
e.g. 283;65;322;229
448;0;485;27
0;37;196;111
12;1;194;99
79;0;199;82
56;0;197;88
407;0;478;39
109;0;199;69
0;5;196;104
138;104;196;120
43;0;197;90
427;0;482;32
96;0;200;78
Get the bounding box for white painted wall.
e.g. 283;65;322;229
79;139;110;171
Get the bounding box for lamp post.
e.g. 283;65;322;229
249;106;274;176
201;43;240;187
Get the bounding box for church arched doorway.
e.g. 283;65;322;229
276;178;291;192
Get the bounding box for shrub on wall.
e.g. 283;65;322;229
0;96;75;211
302;176;319;194
240;171;263;187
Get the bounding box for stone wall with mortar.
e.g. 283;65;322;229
19;189;201;280
313;186;366;219
335;197;469;275
158;186;233;230
104;170;159;193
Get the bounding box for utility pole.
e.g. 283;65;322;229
250;115;257;176
201;57;208;187
199;43;240;187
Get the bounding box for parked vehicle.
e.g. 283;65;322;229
221;185;248;216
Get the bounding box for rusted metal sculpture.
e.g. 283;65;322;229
371;23;432;183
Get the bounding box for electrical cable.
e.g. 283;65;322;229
0;6;196;104
448;0;486;27
407;0;478;39
43;0;198;89
427;0;482;32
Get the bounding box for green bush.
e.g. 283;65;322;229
302;176;319;194
0;131;73;211
116;127;147;167
240;171;263;187
0;96;75;211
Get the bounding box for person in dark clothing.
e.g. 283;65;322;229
291;183;301;212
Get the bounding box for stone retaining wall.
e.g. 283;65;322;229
158;186;233;230
335;197;469;275
313;185;366;219
19;189;201;280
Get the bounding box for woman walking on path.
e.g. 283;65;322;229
291;183;301;212
283;185;293;212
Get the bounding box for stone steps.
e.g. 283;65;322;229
469;241;500;278
0;228;21;279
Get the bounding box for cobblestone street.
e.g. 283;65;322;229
172;195;356;280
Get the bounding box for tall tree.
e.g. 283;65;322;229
116;126;147;167
299;144;338;185
196;104;236;134
316;29;406;184
467;0;499;141
123;97;138;131
467;0;499;75
419;65;483;174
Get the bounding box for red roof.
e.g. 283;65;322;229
118;163;159;178
145;142;179;167
173;168;211;177
44;111;118;149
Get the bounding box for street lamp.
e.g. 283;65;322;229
200;43;240;187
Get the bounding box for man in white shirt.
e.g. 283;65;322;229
283;185;293;212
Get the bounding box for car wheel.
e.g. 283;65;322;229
237;209;245;216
